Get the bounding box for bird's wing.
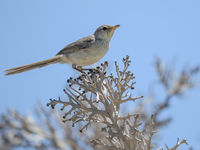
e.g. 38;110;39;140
56;35;95;56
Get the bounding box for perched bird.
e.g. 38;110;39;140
5;25;120;75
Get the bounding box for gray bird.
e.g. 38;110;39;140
5;24;120;75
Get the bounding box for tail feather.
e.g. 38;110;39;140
5;55;62;75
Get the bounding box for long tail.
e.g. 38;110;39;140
4;55;63;75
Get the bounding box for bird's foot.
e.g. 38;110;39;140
72;65;98;74
72;65;85;73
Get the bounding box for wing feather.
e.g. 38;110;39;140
56;35;95;55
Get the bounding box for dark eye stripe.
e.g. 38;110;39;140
102;27;107;30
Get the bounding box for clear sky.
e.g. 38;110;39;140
0;0;200;149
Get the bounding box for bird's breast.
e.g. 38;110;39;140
62;40;109;66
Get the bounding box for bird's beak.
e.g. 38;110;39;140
110;25;120;30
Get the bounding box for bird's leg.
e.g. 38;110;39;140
81;67;99;74
80;68;93;71
72;64;85;73
72;64;99;74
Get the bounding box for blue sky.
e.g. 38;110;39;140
0;0;200;149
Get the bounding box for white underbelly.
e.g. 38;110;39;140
61;46;109;66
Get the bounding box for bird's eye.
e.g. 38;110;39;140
102;27;107;30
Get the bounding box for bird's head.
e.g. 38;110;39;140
94;25;120;41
